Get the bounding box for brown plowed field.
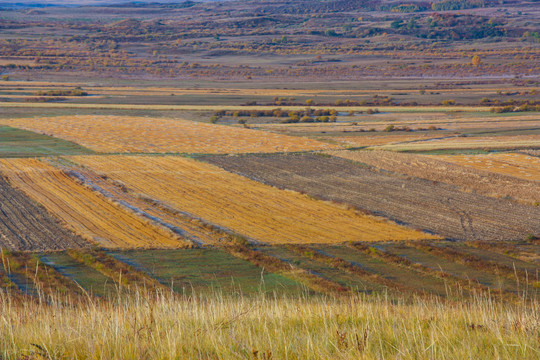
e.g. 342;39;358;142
203;153;540;241
0;176;89;251
326;150;540;205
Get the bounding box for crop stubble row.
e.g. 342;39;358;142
0;175;88;251
0;159;185;249
68;155;434;244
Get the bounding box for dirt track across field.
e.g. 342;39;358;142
0;176;89;251
203;153;540;241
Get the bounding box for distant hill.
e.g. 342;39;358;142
0;0;222;8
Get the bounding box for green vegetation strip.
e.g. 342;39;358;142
313;244;450;297
109;248;305;296
255;245;386;294
39;253;117;298
0;126;93;158
380;243;521;295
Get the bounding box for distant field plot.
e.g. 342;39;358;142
109;249;304;296
0;115;338;154
203;153;540;241
0;159;185;249
435;153;540;181
0;175;88;251
372;135;540;152
69;155;433;244
327;150;540;204
0;126;92;158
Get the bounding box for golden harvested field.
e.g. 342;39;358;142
0;115;339;154
69;155;436;244
372;135;540;151
435;153;540;181
0;159;186;249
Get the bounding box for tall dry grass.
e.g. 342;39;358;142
0;289;537;359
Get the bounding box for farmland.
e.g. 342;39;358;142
67;155;434;244
0;0;539;357
0;126;92;158
0;175;88;251
435;153;540;181
0;115;339;154
202;153;540;241
326;150;540;205
0;159;186;249
372;134;540;152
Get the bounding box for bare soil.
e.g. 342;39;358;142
326;150;540;205
202;153;540;241
0;176;89;251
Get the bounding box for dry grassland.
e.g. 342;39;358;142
0;159;186;249
0;115;338;154
69;155;435;244
0;102;491;113
372;135;540;151
3;82;529;95
326;150;540;205
331;134;445;147
436;153;540;181
257;114;540;133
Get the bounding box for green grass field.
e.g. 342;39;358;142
0;126;93;158
109;249;306;296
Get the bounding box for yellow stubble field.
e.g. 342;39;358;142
0;115;340;154
435;153;540;181
69;155;438;244
0;159;186;248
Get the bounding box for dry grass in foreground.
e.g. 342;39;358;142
0;290;537;360
0;115;339;154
